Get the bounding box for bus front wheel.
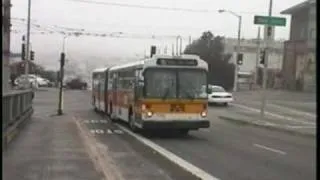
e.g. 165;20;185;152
129;108;138;132
179;129;189;135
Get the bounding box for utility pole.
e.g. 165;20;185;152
255;27;261;84
189;36;192;45
176;35;182;55
234;16;242;92
218;9;242;92
260;0;273;117
24;0;31;88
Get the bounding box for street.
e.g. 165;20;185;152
151;106;316;180
70;89;315;180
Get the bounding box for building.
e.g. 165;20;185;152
280;0;316;92
223;38;284;73
2;0;11;92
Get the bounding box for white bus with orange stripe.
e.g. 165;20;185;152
92;54;210;133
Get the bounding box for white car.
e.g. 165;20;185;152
15;75;39;89
207;85;233;106
36;77;50;87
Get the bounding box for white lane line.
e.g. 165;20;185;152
231;103;315;125
107;129;113;134
253;144;287;155
285;126;316;129
116;124;220;180
267;103;316;118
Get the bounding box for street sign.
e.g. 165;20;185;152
254;15;286;26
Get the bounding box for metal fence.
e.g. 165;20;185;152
2;90;34;149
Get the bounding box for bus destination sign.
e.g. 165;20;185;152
156;59;198;66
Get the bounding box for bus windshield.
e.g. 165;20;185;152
144;69;177;99
178;69;207;99
144;68;207;99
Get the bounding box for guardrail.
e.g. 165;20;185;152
2;90;34;150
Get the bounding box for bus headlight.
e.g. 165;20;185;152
147;111;153;117
200;111;207;117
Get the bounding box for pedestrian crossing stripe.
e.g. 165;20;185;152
83;119;108;124
90;129;123;135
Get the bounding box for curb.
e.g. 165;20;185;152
73;116;125;180
218;115;315;138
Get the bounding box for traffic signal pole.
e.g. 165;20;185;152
57;52;65;115
260;0;273;117
24;0;31;88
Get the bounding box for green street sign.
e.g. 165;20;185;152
254;15;286;26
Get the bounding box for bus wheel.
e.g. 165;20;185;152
129;113;138;132
179;129;189;135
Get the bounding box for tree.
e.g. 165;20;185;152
33;64;58;82
184;31;235;90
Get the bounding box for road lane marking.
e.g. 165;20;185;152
267;103;316;118
113;129;123;134
107;129;113;134
116;124;220;180
231;103;315;125
271;100;316;105
73;117;125;180
253;144;286;155
285;126;316;129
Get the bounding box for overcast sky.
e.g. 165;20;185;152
10;0;303;71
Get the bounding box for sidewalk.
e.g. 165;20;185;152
3;112;105;180
218;107;316;138
3;89;182;180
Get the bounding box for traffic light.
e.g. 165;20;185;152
150;46;156;57
237;53;243;65
267;26;272;37
21;44;26;60
30;50;35;60
260;49;266;64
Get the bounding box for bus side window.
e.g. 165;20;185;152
134;69;143;99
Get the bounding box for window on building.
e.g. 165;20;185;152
309;29;316;40
300;27;306;39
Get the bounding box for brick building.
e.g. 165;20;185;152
280;0;316;92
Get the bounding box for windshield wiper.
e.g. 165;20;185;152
181;89;195;100
162;87;170;100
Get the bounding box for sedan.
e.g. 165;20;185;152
208;85;233;106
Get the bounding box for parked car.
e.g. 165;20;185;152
66;78;87;90
15;74;39;89
207;85;233;106
36;77;50;87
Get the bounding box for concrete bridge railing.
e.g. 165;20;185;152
2;90;34;150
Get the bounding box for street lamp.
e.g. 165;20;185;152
218;9;242;92
176;35;182;55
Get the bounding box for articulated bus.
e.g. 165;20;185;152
92;54;210;133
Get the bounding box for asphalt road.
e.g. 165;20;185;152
150;106;316;180
47;88;316;180
59;88;200;180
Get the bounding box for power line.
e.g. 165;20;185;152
10;20;195;40
68;0;213;12
67;0;270;14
